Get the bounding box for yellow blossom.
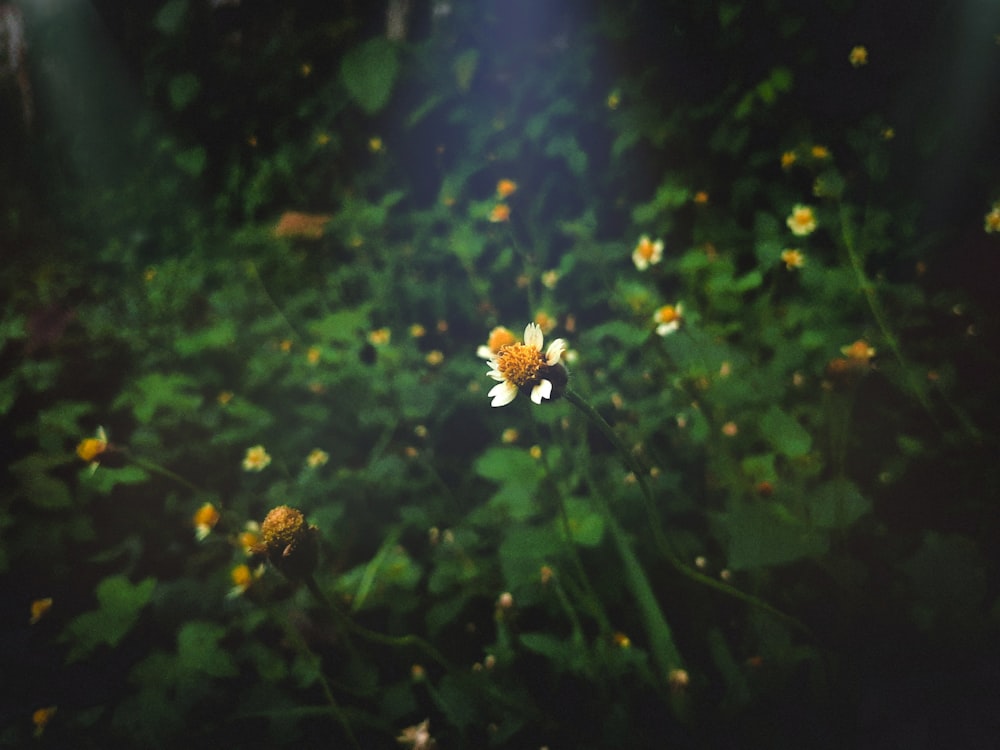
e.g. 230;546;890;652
721;421;738;437
541;269;560;289
76;426;108;464
32;706;57;738
143;266;157;282
217;390;234;405
30;597;53;625
425;350;444;366
368;136;383;153
306;448;329;468
237;522;260;555
489;203;511;222
242;445;272;472
369;327;391;346
409;323;426;338
881;127;895;140
501;427;519;444
193;502;221;541
273;211;332;240
811;145;830;160
307;346;321;365
606;90;621;109
279;339;293;353
984;204;1000;233
693;191;709;204
631;234;663;270
841;339;876;362
786;204;818;236
781;150;797;169
781;249;805;269
496;179;517;198
529;445;542;459
227;563;262;598
315;132;330;146
849;45;869;67
653;303;684;336
534;310;556;334
396;718;434;750
300;62;312;77
612;632;631;648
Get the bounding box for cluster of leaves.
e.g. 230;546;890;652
2;1;999;748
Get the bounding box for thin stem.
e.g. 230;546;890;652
124;452;209;496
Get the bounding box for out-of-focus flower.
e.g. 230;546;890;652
258;505;320;581
668;668;690;692
607;89;621;109
143;266;157;282
534;310;556;335
227;563;263;598
841;339;876;362
409;323;426;338
193;502;221;541
781;249;805;269
721;421;739;437
425;350;445;366
217;390;234;406
29;597;52;625
486;323;567;407
501;427;519;444
529;445;543;459
32;706;56;738
489;203;510;222
76;426;109;471
237;521;260;555
613;632;631;649
849;45;869;67
369;327;392;346
781;150;797;169
786;204;818;236
477;326;517;360
242;445;271;472
653;303;684;336
539;565;554;584
810;145;830;160
984;203;1000;233
300;62;312;77
826;339;876;386
307;346;321;365
306;448;329;468
315;132;330;146
631;234;663;270
273;211;332;240
369;136;384;153
881;127;895;140
496;179;517;198
541;269;560;289
396;718;436;749
279;339;293;353
693;191;709;204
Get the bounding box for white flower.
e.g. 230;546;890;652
486;323;566;407
632;235;664;271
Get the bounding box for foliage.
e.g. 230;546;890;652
2;0;999;748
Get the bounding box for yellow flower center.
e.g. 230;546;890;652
637;239;654;259
76;437;107;463
656;306;679;324
496;343;546;387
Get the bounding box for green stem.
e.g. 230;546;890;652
565;387;810;636
125;452;208;496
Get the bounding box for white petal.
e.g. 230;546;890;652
545;338;566;365
523;322;543;350
487;365;506;382
531;379;553;404
488;380;518;407
476;345;494;360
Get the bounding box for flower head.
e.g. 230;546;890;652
30;597;53;625
486;323;567;407
306;448;329;468
632;234;663;270
653;303;684;336
985;203;1000;234
476;325;517;360
786;204;818;236
396;718;435;749
781;249;805;269
32;706;57;738
810;145;830;160
75;426;126;473
242;445;271;472
227;563;263;598
489;203;510;223
841;339;876;362
849;45;869;67
781;150;797;169
258;505;320;581
193;502;221;541
496;179;517;199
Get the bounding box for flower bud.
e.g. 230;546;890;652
258;505;320;581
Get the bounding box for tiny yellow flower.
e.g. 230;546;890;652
425;350;445;366
143;266;157;282
368;136;383;153
273;212;332;240
306;346;321;365
32;706;57;738
653;303;684;336
300;62;313;77
781;150;797;169
279;339;293;353
227;563;263;598
409;323;426;338
306;448;329;468
242;445;272;472
30;597;53;625
529;445;543;459
810;145;830;160
193;502;221;541
631;234;664;270
612;632;631;649
217;390;234;406
76;426;108;465
315;132;330;146
606;90;621;109
849;45;869;67
881;127;895;140
693;191;709;204
984;204;1000;234
841;339;876;362
786;204;818;236
237;522;260;555
368;327;391;346
501;428;519;444
496;179;517;199
541;269;559;289
489;203;511;222
781;249;805;269
721;421;739;437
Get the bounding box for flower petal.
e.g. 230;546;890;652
531;379;553;404
545;338;566;365
488;380;519;407
523;322;543;350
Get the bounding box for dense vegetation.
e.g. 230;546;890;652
2;1;999;747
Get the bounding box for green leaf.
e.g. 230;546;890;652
475;447;545;521
174;146;206;177
168;73;200;111
113;372;203;424
177;621;239;678
761;406;811;458
720;504;827;571
10;453;73;509
341;38;399;114
453;49;479;92
808;478;871;529
556;497;605;547
174;318;237;356
62;575;156;662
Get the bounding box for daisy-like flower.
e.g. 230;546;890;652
632;234;663;270
306;448;329;468
786;204;818;236
781;150;797;169
810;145;830;160
849;45;869;67
76;426;109;472
193;502;221;541
489;203;511;223
477;325;517;360
237;521;261;555
242;445;271;472
227;563;263;598
496;179;517;199
396;718;435;750
486;323;567;407
306;346;321;365
984;203;1000;233
841;339;876;362
653;303;684;336
781;249;805;269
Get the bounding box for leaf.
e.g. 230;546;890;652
177;621;239;678
475;447;545;521
341;38;399;114
113;372;203;424
63;575;156;662
720;504;827;571
453;49;479;91
556;497;605;547
761;406;811;458
174;146;206;177
168;73;200;111
174;319;237;356
9;453;73;509
808;478;871;529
